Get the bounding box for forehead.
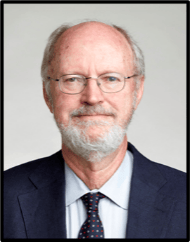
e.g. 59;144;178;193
51;23;134;74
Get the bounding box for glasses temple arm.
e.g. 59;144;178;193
124;74;139;79
47;76;59;82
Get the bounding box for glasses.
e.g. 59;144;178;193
47;72;138;95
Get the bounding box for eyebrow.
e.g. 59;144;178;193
60;71;120;77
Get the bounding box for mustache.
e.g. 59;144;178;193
70;105;117;118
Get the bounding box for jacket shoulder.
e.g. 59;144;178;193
4;151;62;195
155;162;186;201
128;142;186;202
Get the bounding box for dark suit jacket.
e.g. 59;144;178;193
3;142;187;239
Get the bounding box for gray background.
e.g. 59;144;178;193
4;4;186;172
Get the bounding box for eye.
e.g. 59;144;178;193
62;76;84;84
99;74;122;84
107;76;118;82
105;75;121;83
65;77;78;82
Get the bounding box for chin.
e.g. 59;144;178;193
79;124;112;140
57;120;127;163
73;119;113;136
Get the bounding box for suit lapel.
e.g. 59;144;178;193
18;151;67;238
126;143;175;238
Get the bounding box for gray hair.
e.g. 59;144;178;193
41;21;145;102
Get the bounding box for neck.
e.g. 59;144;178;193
61;136;128;190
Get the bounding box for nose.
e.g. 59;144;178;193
80;78;104;106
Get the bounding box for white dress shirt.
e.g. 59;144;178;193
65;150;134;238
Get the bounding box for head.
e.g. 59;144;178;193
41;21;145;162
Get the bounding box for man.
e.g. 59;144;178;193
4;21;186;239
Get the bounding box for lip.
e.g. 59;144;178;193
76;114;111;117
74;114;113;120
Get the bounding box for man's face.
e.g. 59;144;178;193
45;23;144;150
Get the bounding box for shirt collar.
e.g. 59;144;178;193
65;150;133;210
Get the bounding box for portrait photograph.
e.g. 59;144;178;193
3;2;187;239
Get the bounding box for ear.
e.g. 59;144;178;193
43;82;54;113
134;75;144;110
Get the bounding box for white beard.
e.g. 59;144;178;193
54;105;135;163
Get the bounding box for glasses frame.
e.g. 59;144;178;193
47;73;138;95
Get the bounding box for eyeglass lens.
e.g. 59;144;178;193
59;73;125;94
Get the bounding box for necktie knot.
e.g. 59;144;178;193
81;192;105;213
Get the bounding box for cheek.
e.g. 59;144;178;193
108;90;135;113
52;90;81;123
106;89;136;125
